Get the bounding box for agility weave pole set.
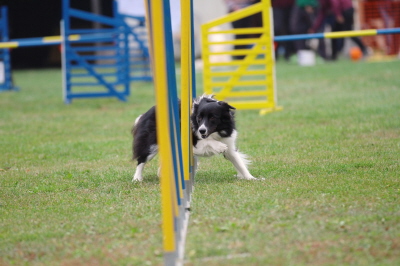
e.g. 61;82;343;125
144;0;196;265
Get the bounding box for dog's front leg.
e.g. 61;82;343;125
132;163;145;182
224;148;256;180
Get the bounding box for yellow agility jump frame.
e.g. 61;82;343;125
201;0;281;114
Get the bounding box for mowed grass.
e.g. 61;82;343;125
1;59;399;265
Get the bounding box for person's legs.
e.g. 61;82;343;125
330;21;343;60
343;8;368;55
282;7;295;60
231;15;253;59
273;8;285;59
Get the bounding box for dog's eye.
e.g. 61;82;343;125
197;116;202;122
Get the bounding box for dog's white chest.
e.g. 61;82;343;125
193;138;228;157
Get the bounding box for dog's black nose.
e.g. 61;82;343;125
199;129;206;135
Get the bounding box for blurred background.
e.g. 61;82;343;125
1;0;399;68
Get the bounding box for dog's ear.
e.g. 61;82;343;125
192;100;199;112
218;101;236;110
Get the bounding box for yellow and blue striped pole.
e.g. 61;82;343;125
0;33;110;49
145;0;195;264
145;0;177;262
274;28;400;42
180;0;196;206
1;28;398;50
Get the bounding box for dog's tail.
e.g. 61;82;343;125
131;114;142;161
131;114;142;136
237;150;252;167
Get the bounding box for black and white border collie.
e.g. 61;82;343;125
131;95;257;181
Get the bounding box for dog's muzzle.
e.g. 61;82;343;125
199;128;207;139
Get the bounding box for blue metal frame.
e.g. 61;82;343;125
117;14;152;82
62;0;151;103
0;6;17;92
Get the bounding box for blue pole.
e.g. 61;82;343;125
163;0;185;203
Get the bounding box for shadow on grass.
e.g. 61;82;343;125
129;171;242;185
131;174;160;185
194;171;240;184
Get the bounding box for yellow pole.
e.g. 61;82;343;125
325;29;377;38
146;0;175;253
180;0;191;182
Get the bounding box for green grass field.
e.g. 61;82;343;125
1;59;399;266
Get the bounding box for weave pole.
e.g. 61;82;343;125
145;0;196;265
180;0;196;206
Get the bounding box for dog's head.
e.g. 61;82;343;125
191;95;236;139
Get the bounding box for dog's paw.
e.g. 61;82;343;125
132;175;143;182
216;143;228;154
237;174;264;180
242;176;257;180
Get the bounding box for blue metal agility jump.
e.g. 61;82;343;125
62;0;151;103
0;6;17;92
121;14;152;83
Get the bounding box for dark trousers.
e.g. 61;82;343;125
290;6;315;51
230;9;262;60
273;7;295;60
290;6;328;59
331;7;367;59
